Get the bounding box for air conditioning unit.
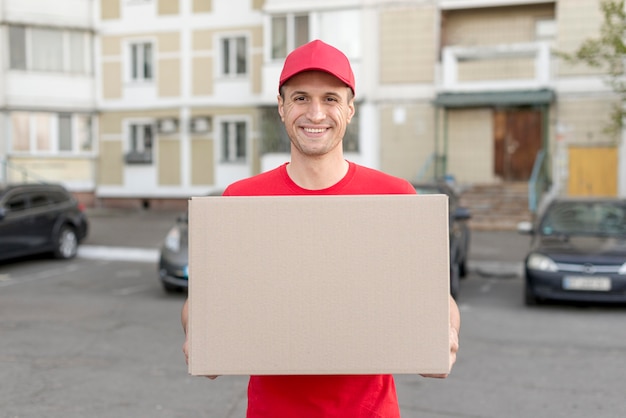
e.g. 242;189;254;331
190;116;212;134
157;118;178;134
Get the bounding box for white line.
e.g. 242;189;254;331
78;246;159;263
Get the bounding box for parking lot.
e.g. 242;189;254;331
1;209;624;418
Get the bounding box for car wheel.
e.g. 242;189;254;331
54;225;78;259
524;282;539;306
450;262;460;299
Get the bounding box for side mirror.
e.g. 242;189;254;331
454;207;471;221
0;207;6;221
517;221;533;235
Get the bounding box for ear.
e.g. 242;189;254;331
277;94;285;121
346;96;355;124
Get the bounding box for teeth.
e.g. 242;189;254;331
304;128;326;133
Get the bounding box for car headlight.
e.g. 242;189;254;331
164;226;181;253
527;253;558;272
619;262;626;275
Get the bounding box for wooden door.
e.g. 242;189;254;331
568;146;618;196
494;109;543;181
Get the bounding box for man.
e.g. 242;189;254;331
182;39;460;417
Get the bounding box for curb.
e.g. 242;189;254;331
78;245;159;263
468;260;523;279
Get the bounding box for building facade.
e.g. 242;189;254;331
0;0;98;205
2;0;622;207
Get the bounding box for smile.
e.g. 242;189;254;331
303;127;327;133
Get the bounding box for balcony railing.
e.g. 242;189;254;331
440;41;552;92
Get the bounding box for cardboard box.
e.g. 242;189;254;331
188;194;450;376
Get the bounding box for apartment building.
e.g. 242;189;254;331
5;0;610;208
0;0;98;205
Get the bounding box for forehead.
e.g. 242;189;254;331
282;71;350;94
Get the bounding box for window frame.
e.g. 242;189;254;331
219;35;249;77
7;24;92;74
269;13;310;60
127;40;155;83
8;112;96;156
218;118;249;164
124;119;155;164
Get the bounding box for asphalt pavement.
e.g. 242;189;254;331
80;207;529;279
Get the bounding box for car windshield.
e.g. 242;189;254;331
540;200;626;237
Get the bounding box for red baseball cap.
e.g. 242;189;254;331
278;39;355;95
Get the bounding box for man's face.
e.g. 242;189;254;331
278;71;355;159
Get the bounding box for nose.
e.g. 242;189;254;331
306;99;325;123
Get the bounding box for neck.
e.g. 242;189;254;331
287;153;349;190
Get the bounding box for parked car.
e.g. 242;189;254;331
412;181;472;298
158;211;190;293
0;183;88;262
518;197;626;305
158;190;223;293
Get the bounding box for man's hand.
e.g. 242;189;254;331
182;299;219;380
421;295;460;379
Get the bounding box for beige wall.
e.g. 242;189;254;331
158;32;180;53
379;6;436;83
459;57;534;82
379;103;435;179
158;59;181;97
158;0;179;15
557;97;619;145
193;0;211;13
158;139;181;185
556;0;604;76
193;57;213;95
8;157;94;183
101;0;120;20
100;109;180;135
191;139;214;185
99;141;124;185
102;62;122;99
251;0;264;10
443;3;555;46
447;109;495;184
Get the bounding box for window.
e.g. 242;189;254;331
69;32;86;73
7;25;92;74
10;112;94;155
6;195;28;212
77;115;93;152
30;193;50;209
125;122;154;164
221;121;247;162
32;28;64;72
271;14;309;59
9;26;26;70
130;42;154;81
11;113;30;151
35;113;52;152
59;114;73;152
221;37;247;76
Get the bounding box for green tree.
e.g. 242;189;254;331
559;0;626;135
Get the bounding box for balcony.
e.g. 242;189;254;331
439;41;552;93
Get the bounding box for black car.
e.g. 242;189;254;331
158;211;190;293
412;181;471;298
518;197;626;305
0;183;89;262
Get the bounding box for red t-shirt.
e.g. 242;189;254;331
223;162;416;418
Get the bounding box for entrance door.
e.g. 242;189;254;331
493;109;543;181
